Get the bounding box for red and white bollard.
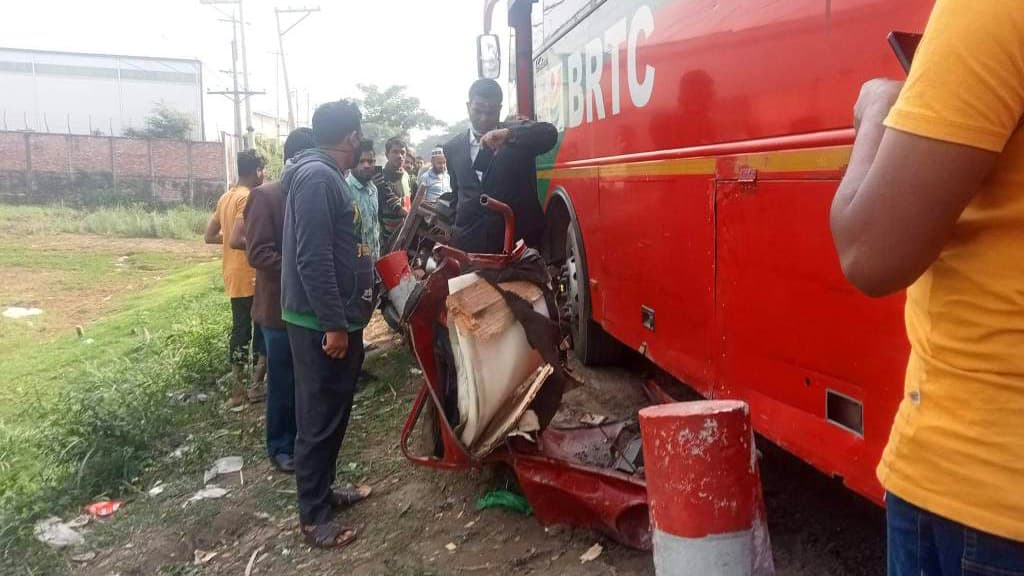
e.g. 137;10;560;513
375;250;421;324
639;400;774;576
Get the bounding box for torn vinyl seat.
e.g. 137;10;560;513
378;195;652;550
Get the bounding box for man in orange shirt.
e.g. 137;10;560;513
830;1;1024;573
206;149;266;405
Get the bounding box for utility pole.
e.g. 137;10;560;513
275;6;319;131
208;27;264;150
201;0;257;146
237;0;253;148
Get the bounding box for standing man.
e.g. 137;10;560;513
241;127;316;474
344;139;382;263
280;100;373;549
417;147;451;204
830;1;1024;572
443;79;557;254
376;136;412;250
205;149;267;406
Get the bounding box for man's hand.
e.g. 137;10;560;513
322;331;349;359
481;128;513;151
853;79;903;131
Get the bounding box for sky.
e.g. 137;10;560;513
0;0;511;141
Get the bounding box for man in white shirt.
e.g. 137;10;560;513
418;147;451;203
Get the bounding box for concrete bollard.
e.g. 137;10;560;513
639;400;774;576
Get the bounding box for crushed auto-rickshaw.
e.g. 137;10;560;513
376;193;667;550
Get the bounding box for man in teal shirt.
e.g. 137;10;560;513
344;139;381;262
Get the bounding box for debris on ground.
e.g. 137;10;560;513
203;456;243;483
193;550;217;565
186;485;228;505
84;500;124;518
33;517;85;549
244;546;264;576
2;306;43;319
475;490;532;516
70;551;97;563
148;482;166;497
445;542;458;552
579;543;603;563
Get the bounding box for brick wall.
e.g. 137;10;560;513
0;131;227;207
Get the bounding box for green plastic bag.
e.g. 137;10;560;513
475;489;532;516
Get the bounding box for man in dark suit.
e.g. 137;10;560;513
443;79;558;254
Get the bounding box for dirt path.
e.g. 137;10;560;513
71;343;884;576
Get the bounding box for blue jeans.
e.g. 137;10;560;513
262;326;296;458
888;492;1024;576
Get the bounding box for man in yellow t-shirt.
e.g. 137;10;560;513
206;149;266;405
830;1;1024;573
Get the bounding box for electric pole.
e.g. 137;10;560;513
201;0;258;147
237;0;253;148
275;6;319;131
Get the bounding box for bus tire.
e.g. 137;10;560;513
563;217;623;366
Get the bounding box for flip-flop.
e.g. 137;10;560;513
329;484;373;510
301;523;357;550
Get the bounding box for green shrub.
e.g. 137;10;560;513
0;204;209;240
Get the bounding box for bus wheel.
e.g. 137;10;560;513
560;218;622;366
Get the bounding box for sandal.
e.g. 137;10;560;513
301;523;357;549
329;484;373;510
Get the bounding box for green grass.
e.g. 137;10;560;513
0;262;231;573
0;204;209;240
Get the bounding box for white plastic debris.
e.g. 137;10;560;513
70;551;96;563
34;517;85;549
445;542;457;552
3;307;43;319
579;543;603;563
194;549;218;565
148;482;166;497
203;456;243;483
187;485;228;504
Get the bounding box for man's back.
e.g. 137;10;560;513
215;185;255;298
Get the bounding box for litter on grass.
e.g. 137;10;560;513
203;456;243;483
34;517;85;549
186;485;228;505
3;306;43;319
475;490;532;516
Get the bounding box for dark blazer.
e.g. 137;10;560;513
443;121;558;254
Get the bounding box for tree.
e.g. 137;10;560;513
124;102;193;140
254;135;284;181
353;84;445;149
414;119;471;158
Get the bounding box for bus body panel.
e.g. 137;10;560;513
531;0;933;501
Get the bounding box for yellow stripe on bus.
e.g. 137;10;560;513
537;146;851;180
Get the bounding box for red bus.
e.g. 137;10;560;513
480;0;933;503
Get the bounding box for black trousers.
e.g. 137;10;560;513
287;324;365;526
229;296;265;366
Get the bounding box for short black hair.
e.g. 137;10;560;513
283;127;315;161
237;149;265;178
468;78;503;103
312;99;362;147
357;139;375;158
385;136;407;155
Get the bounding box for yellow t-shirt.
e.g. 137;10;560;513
878;0;1024;542
213;185;256;299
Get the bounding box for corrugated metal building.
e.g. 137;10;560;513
0;47;204;140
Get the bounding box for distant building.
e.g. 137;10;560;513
252;111;289;142
0;47;204;140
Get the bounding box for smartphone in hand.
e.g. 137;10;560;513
888;31;923;74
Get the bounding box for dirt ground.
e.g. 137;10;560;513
66;337;884;576
0;232;217;335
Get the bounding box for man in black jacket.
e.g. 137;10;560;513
280;100;373;549
443;79;558;254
